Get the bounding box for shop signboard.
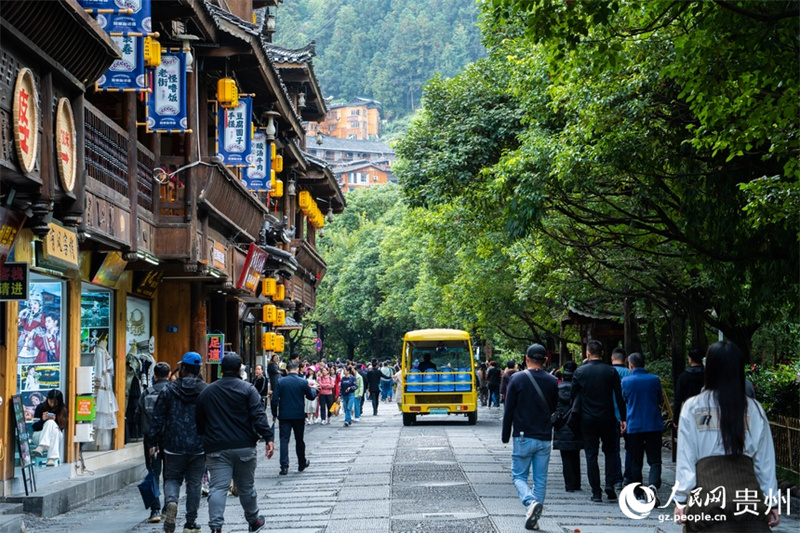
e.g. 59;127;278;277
145;51;188;133
0;262;29;301
55;98;77;194
92;251;128;287
235;243;268;294
206;333;224;364
211;241;227;271
0;207;26;268
42;222;79;269
96;35;148;92
241;131;270;191
215;96;253;167
13;68;40;174
132;270;163;298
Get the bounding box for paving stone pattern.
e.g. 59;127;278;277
19;402;799;533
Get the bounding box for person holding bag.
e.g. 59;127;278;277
553;361;583;492
317;366;335;424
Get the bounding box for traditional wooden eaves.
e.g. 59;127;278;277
301;152;346;213
262;40;327;122
1;0;121;88
203;1;304;139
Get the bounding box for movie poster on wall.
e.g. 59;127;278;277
17;280;64;416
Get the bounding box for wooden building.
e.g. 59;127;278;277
312;97;383;141
0;0;343;493
335;160;393;193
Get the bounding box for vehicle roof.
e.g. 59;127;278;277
403;329;471;341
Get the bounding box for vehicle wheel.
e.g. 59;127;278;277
403;413;416;426
467;410;477;425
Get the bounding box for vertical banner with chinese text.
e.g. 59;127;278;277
145;51;188;132
95;35;148;91
241;131;271;191
215;96;253;168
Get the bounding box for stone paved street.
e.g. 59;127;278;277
20;403;799;533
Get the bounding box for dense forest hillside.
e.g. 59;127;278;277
274;0;484;120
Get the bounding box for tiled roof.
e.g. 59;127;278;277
204;2;261;36
263;42;317;64
315;136;394;155
332;160;384;174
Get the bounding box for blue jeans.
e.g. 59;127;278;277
354;394;362;419
511;436;552;507
380;380;393;400
489;389;500;407
342;393;355;424
206;447;259;529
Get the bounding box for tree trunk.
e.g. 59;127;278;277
688;306;709;355
720;323;758;364
668;310;687;392
623;297;642;354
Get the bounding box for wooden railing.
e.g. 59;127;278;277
84;101;128;196
137;147;155;212
770;415;800;475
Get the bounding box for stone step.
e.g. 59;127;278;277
0;513;23;533
0;503;23;515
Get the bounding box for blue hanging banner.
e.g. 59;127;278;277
216;96;253;168
241;131;271;191
145;51;188;133
95;35;149;92
95;0;152;36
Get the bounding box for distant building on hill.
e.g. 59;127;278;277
311;97;382;140
335;160;395;193
308;135;395;169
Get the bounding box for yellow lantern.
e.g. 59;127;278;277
269;180;283;198
262;304;277;323
217;78;239;109
261;277;276;297
274;284;285;301
270;143;277;158
143;37;162;67
298;190;311;211
271;154;283;173
275;309;286;327
262;331;276;351
274;334;285;353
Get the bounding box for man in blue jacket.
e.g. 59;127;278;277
271;360;318;475
621;352;664;503
197;352;274;533
148;352;207;533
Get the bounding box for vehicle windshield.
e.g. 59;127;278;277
405;341;472;371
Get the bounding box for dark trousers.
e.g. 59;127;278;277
626;430;662;489
560;449;582;491
614;423;632;485
142;437;164;512
279;419;306;469
370;390;380;414
581;417;617;495
318;394;333;422
163;453;205;525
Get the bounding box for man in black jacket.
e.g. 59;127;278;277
148;352;208;533
571;340;627;503
365;359;383;415
134;362;171;523
502;344;558;531
672;347;704;425
271;360;318;475
196;352;273;533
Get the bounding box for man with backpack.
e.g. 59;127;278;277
134;362;171;523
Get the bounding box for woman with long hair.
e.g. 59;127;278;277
674;341;779;530
31;389;68;466
316;366;335;425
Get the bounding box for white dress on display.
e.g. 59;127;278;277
94;340;119;449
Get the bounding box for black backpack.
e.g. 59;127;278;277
140;385;161;436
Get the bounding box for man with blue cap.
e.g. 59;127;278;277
148;351;208;533
197;352;274;533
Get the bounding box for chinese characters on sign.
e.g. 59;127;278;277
0;262;29;301
236;243;269;293
93;0;152;36
96;35;148;91
216;96;253;167
56;99;77;193
13;68;39;174
42;223;79;269
206;333;224;363
241;131;271;191
146;51;188;132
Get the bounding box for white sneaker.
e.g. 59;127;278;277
525;501;543;531
354;417;360;422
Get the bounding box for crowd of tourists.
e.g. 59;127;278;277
501;340;779;532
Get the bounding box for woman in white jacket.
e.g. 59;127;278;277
674;341;779;531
